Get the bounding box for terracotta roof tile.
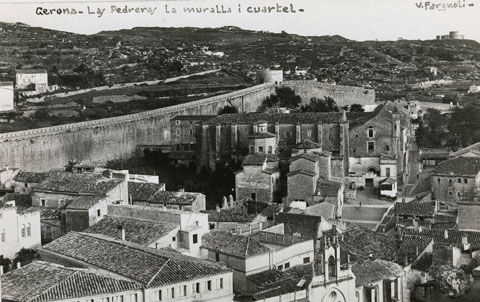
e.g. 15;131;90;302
433;156;480;176
1;261;140;302
202;231;270;258
394;202;436;217
206;208;259;222
13;171;50;183
148;191;201;205
340;226;398;261
128;182;165;202
351;259;403;287
66;195;106;210
84;216;178;245
35;172;124;195
41;232;231;287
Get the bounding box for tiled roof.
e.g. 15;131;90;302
351;259;403;287
289;152;321;163
316;179;342;197
40;208;60;220
275;212;321;239
41;232;231;287
207;208;259;222
128;182;165;202
66;195;106;210
201;231;270;258
13;171;50;183
401;229;480;247
247;264;313;300
248;132;276;139
84;216;178;245
286;170;317;177
148;191;200;205
395;236;433;265
293;139;321;150
419;148;451;159
35;172;124;195
394;202;436;217
340;226;398;261
1;261;140;302
432;156;480;176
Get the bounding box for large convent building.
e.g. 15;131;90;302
170;101;409;187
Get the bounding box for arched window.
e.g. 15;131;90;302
368;126;374;138
27;223;31;237
1;229;5;242
328;255;336;279
21;224;26;238
355;291;360;302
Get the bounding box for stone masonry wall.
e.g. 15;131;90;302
0;81;374;172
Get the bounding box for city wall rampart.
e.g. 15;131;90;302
282;81;376;107
0;81;375;172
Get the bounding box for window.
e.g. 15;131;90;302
277;264;283;270
458;178;462;183
251;193;256;201
386;168;391;178
219;278;224;289
41;198;46;207
307;129;312;137
183;285;187;296
268;146;272;154
27;223;31;237
353;148;356;153
1;229;5;242
176;129;181;136
258;146;264;153
438;178;441;184
284;262;290;269
134;294;138;302
367;142;375;153
209;223;215;230
215;252;220;262
250;146;254;153
172;236;176;242
25;183;28;188
207;280;212;291
170;287;175;299
175;120;180;125
195;282;200;293
158;290;162;301
385;145;390;152
368;126;374;138
21;225;26;238
193;234;198;244
449;192;453;196
97;209;101;217
189;129;193;136
449;179;452;184
464;178;468;184
195;221;199;226
303;257;310;264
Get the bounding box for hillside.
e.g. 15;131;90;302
1;22;480;101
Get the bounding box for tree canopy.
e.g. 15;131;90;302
300;96;339;112
258;87;302;112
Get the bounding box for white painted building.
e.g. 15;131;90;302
0;199;41;259
0;81;14;112
15;69;48;92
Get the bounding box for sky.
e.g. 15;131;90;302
0;0;478;41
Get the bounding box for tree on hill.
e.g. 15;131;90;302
300;96;339;112
350;103;365;112
258;87;302;112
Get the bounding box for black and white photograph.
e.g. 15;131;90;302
0;0;479;301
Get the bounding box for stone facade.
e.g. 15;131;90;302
0;81;14;112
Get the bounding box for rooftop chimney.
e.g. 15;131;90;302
444;229;449;239
222;196;229;209
415;246;419;256
16;262;21;269
117;225;126;241
216;205;221;212
420;272;427;284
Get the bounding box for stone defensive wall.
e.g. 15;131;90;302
0;80;375;172
281;80;376;107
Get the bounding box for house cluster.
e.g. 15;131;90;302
171;101;410;207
